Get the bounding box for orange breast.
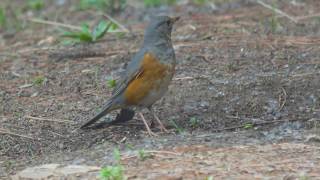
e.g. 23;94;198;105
124;53;170;105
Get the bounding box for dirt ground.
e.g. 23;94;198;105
1;0;320;179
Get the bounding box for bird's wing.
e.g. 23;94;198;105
111;49;147;100
80;50;147;129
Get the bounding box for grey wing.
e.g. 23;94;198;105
111;48;147;99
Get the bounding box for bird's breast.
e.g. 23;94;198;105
124;53;175;106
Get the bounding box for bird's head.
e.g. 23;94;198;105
144;16;180;44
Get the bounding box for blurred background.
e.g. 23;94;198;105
1;0;320;42
1;0;320;178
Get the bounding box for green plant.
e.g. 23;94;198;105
0;7;6;28
138;149;152;161
189;117;199;128
243;123;253;129
32;76;46;86
61;20;116;44
169;119;184;133
100;148;125;180
107;79;117;88
100;166;124;180
27;0;44;10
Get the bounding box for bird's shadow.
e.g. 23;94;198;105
81;109;136;130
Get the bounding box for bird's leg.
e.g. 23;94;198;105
138;112;157;136
148;108;169;133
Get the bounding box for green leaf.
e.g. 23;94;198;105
61;30;81;38
138;149;152;161
107;79;117;88
189;117;199;128
78;32;93;42
108;22;118;32
60;24;92;42
81;23;91;34
244;123;254;129
92;21;109;41
78;24;93;41
0;8;6;27
100;166;124;180
32;76;46;86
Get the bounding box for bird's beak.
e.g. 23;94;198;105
170;16;180;23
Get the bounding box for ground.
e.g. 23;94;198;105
1;0;320;179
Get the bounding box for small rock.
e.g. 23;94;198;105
12;164;101;180
12;164;60;180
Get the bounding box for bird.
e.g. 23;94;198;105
80;16;179;136
80;16;180;136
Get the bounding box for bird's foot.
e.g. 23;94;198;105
145;129;158;137
150;111;169;133
157;122;169;133
138;112;158;137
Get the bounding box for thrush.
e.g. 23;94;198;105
80;16;179;136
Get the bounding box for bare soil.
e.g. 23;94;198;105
1;0;320;179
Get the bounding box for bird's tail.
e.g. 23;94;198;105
80;101;116;129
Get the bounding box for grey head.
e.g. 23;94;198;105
143;16;180;46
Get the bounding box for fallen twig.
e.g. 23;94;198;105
121;150;181;160
102;14;130;33
28;18;81;30
25;115;74;124
256;0;298;23
296;13;320;21
144;150;181;156
0;128;34;140
173;76;194;81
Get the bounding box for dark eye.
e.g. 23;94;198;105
166;20;171;26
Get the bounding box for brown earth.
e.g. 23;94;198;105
1;0;320;179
